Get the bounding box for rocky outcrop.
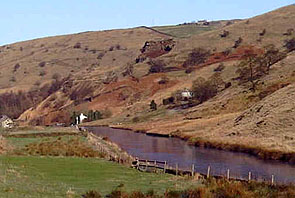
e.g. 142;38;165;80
136;39;175;63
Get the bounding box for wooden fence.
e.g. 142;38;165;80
132;158;277;185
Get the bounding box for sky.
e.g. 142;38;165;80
0;0;294;45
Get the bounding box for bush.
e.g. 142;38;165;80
214;63;225;72
10;76;16;82
185;67;194;74
220;30;229;38
109;46;114;51
233;37;243;48
284;38;295;52
73;42;81;49
82;190;102;198
97;52;105;59
150;100;157;111
163;97;175;105
191;74;223;103
183;48;211;68
115;44;121;50
13;63;20;72
259;29;266;36
283;28;294;36
222;48;231;56
148;59;166;73
158;76;169;84
38;61;46;67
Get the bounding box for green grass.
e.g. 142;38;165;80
7;135;86;151
152;24;217;38
0;156;201;198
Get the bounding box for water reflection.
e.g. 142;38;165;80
88;127;295;183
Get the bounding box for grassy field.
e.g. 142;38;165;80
0;156;201;198
152;24;216;38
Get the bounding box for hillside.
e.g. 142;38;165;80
1;4;295;157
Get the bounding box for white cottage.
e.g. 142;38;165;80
181;89;194;100
0;115;14;129
76;113;87;125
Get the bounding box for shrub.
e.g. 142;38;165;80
109;46;114;51
10;76;16;82
115;44;121;50
148;59;166;73
82;190;102;198
97;52;105;59
283;28;294;36
222;48;231;56
233;37;243;48
183;48;211;67
13;63;21;72
214;63;225;72
191;74;223;103
150;100;157;111
225;82;232;89
163;97;175;105
38;61;46;67
73;42;81;49
220;30;229;38
284;38;295;52
259;29;266;36
158;76;169;84
185;67;194;74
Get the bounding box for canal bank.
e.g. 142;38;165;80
86;126;295;184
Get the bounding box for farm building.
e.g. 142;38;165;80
0;115;14;129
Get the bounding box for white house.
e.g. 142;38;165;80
0;115;14;129
181;89;194;100
76;113;87;125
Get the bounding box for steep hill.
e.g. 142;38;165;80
1;4;295;157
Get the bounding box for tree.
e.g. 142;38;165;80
148;59;165;73
191;76;220;103
236;46;286;92
71;111;77;125
284;38;295;52
150;100;157;111
183;48;211;67
236;53;261;91
261;45;286;73
233;37;243;48
88;110;94;121
94;111;102;120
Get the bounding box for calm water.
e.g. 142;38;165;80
87;126;295;183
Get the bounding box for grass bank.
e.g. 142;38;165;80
0;156;200;198
187;137;295;165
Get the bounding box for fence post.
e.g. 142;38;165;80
248;172;251;181
207;166;211;178
227;169;230;180
164;161;167;173
192;164;195;177
176;163;178;176
271;175;275;185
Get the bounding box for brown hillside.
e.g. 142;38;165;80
2;4;295;157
